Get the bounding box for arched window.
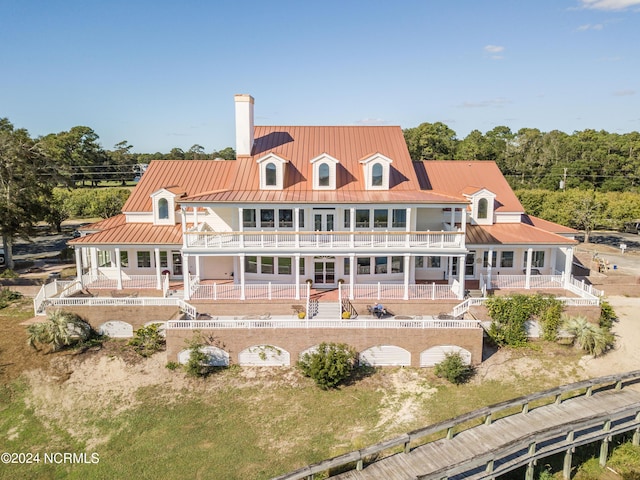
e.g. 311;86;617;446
318;163;330;186
158;198;169;219
478;198;488;219
372;163;383;186
265;162;277;186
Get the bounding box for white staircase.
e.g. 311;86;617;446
313;301;342;319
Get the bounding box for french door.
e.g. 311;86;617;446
314;257;335;286
314;211;335;231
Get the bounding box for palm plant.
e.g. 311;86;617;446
27;310;92;352
562;314;614;357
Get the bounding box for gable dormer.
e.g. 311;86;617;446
150;187;183;225
310;153;340;190
257;153;288;190
360;153;393;190
464;187;496;225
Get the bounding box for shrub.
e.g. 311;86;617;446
297;342;357;390
562;315;614;356
26;310;94;352
129;323;165;357
599;300;616;330
486;294;563;346
182;334;225;378
0;288;22;309
434;352;473;385
0;269;19;279
165;361;180;371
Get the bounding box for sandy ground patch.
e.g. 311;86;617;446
579;296;640;378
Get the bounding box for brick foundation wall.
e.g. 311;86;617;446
166;326;484;368
47;306;180;330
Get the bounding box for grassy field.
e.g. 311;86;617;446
1;297;639;480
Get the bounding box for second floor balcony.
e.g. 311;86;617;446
183;230;465;252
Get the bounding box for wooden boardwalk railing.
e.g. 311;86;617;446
274;370;640;480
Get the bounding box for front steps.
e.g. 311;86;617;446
313;301;342;319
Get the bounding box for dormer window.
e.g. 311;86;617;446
150;187;181;225
477;198;488;219
265;163;277;186
310;153;339;190
360;153;393;190
463;187;496;225
257;153;288;190
319;163;330;186
158;198;169;219
372;163;383;186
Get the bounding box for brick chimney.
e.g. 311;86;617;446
234;94;254;156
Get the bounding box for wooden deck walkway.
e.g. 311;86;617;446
332;387;640;479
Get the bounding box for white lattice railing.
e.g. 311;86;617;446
184;230;464;250
82;274;158;290
190;283;305;300
344;283;456;300
166;318;481;330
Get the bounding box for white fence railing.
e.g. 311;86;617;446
345;283;457;301
166;319;482;330
184;230;464;251
190;283;305;300
485;274;564;290
567;276;603;298
43;297;184;308
82;274;159;290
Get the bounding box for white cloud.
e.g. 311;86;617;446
613;89;636;96
458;98;512;109
578;0;640;10
484;45;504;53
577;23;604;30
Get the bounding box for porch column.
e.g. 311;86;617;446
457;254;465;300
294;207;300;248
181;207;187;248
460;206;467;246
90;248;98;276
347;254;354;300
195;254;201;278
238;207;245;248
447;256;453;283
183;253;190;300
75;247;83;286
450;207;455;229
193;206;198;230
115;247;123;290
239;253;246;300
154;248;162;290
487;248;494;288
405;207;411;247
525;247;533;289
350;207;355;248
403;254;410;300
564;247;573;288
550;248;558;275
295;254;300;300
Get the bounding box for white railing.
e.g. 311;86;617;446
485;274;564;290
177;299;197;319
43;297;183;308
346;283;456;300
567;276;603;298
58;281;83;298
452;298;486;318
166;319;482;330
190;283;304;300
184;230;464;251
82;274;158;290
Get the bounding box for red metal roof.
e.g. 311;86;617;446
467;223;577;245
524;215;578;234
422;161;524;213
70;220;183;246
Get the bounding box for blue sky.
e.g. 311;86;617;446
1;0;639;153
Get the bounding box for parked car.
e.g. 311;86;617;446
0;248;5;267
623;221;640;234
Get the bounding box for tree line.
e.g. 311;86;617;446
403;122;640;192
